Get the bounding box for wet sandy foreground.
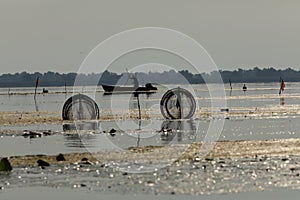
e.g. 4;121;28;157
7;138;300;167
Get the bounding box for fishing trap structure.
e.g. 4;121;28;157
62;94;99;120
160;87;196;119
62;87;196;121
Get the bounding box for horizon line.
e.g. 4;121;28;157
0;66;298;76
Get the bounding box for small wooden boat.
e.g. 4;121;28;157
102;83;157;93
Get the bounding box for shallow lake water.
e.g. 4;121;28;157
1;82;300;113
1;116;300;157
1;82;300;197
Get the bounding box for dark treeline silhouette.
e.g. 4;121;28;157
0;67;299;87
220;67;299;83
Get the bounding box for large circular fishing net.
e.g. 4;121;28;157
62;94;99;120
160;88;196;119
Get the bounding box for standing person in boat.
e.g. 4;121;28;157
130;73;139;89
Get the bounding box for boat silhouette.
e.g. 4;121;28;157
102;83;157;93
101;74;157;94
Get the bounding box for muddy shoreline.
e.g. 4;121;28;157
6;138;300;167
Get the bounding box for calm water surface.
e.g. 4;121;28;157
1;83;300;197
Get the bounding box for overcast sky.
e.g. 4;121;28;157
0;0;300;74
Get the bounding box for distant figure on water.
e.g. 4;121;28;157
130;74;139;88
279;79;285;95
242;84;247;92
229;79;233;96
43;88;48;93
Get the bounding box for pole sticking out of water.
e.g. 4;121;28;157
229;79;232;96
136;93;142;121
34;77;39;99
135;92;142;147
229;79;232;90
64;83;67;94
175;88;182;119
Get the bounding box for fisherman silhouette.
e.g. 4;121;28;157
130;74;139;89
242;84;247;92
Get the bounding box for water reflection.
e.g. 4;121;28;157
34;97;39;112
63;121;99;131
280;97;285;106
62;120;197;150
64;133;98;149
63;122;99;149
64;134;85;148
160;120;196;145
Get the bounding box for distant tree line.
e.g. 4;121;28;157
220;67;298;83
0;67;298;87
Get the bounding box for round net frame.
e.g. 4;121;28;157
62;94;99;120
160;88;196;119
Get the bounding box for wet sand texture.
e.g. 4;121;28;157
7;138;300;167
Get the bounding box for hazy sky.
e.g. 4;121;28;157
1;0;300;74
